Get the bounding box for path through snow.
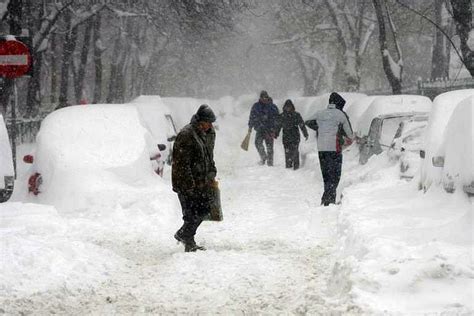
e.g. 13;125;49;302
2;141;359;314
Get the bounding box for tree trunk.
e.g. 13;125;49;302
450;0;474;77
93;14;103;104
431;0;451;80
75;21;93;104
106;34;123;103
25;52;42;117
0;0;23;116
24;0;44;117
373;0;402;94
58;10;78;108
51;33;58;104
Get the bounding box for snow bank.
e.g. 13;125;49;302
358;95;432;137
333;154;474;314
0;202;125;297
0;114;14;188
33;104;160;211
420;89;474;191
439;96;474;192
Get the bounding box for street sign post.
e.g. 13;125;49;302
0;36;33;177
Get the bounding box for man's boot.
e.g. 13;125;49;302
184;239;206;252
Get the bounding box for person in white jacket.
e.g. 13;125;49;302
306;92;353;206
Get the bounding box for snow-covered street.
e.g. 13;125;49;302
1;96;473;315
2;137;350;314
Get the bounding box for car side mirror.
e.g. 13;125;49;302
419;150;425;159
23;155;34;164
432;156;445;167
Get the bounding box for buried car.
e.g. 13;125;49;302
23;104;168;210
430;95;474;195
356;95;432;164
388;115;429;179
419;89;474;192
0;114;15;202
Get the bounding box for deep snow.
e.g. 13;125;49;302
1;95;472;314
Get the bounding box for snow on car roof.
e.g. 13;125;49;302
358;95;432;136
36;104;149;171
345;95;381;132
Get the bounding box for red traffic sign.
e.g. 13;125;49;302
0;38;32;78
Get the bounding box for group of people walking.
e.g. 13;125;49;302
171;91;353;252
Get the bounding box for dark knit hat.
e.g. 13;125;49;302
329;92;346;110
260;90;270;99
196;104;216;123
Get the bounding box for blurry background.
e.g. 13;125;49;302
0;0;472;117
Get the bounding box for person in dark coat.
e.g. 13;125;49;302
248;90;279;166
305;93;353;206
276;99;309;170
172;104;217;252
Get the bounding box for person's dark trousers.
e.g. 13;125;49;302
175;191;208;242
318;151;342;206
255;130;274;166
284;142;300;170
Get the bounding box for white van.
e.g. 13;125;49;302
0;113;14;202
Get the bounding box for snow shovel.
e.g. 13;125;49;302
240;129;251;151
203;181;223;221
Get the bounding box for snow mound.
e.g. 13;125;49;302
33;104;159;211
0;202;125;297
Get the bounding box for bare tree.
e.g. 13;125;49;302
431;0;452;80
373;0;403;94
450;0;473;76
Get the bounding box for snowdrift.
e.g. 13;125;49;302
33;104;162;211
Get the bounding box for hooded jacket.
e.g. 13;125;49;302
277;101;308;144
306;104;353;153
172;114;217;193
248;100;279;133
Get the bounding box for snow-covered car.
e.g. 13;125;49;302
357;95;432;164
388;115;429;179
430;95;474;194
345;95;381;133
419;89;474;192
0;114;15;202
22;104;168;210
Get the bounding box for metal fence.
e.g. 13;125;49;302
363;77;474;99
417;77;474;100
